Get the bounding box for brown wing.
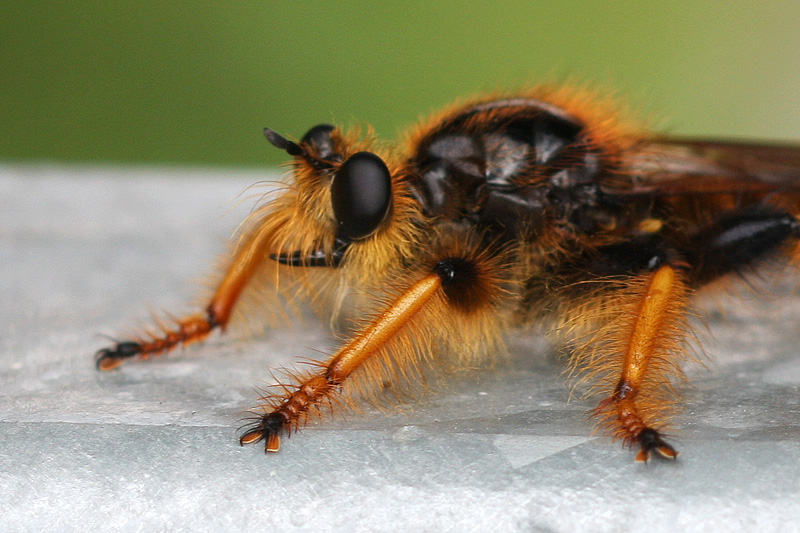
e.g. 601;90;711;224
610;138;800;197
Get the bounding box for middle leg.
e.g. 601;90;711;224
240;250;511;452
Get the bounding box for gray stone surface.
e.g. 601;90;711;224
2;165;800;532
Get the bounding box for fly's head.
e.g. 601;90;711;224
260;123;425;281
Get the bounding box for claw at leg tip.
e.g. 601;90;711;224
266;434;281;453
655;445;678;460
96;354;124;371
239;429;263;446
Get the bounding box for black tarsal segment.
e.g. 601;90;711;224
637;428;675;457
95;341;142;368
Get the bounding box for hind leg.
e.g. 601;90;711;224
568;207;800;460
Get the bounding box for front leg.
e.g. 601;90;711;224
96;217;282;370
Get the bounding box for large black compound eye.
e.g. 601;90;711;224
331;151;392;240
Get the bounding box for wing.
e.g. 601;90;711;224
616;138;800;197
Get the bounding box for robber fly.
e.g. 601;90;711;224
95;86;800;461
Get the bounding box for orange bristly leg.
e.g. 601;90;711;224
96;224;277;370
240;272;444;452
597;264;686;462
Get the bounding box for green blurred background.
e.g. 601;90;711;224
3;1;800;168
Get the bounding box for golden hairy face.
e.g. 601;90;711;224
260;125;426;280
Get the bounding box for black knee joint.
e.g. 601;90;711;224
433;257;495;313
